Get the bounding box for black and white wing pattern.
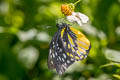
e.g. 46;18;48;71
48;30;75;74
47;23;91;75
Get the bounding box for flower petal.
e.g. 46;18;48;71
76;20;82;26
76;12;89;23
66;15;79;22
72;12;77;16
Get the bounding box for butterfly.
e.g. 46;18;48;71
47;23;91;74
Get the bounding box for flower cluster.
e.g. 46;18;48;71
61;3;89;26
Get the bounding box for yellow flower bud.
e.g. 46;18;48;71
61;4;74;16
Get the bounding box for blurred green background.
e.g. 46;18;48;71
0;0;120;80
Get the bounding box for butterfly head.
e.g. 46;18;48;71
56;23;69;30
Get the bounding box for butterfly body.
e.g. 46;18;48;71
48;23;91;74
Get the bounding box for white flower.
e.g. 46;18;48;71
66;12;89;26
61;3;89;26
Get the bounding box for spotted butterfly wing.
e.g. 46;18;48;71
61;26;91;61
48;27;74;74
48;23;91;74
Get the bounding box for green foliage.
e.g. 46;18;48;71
0;0;120;80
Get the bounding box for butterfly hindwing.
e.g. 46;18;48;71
55;36;75;74
48;32;59;69
48;30;74;74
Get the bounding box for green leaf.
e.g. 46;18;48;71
105;49;120;62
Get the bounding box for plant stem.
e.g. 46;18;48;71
74;0;81;6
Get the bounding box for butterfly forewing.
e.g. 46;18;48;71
68;27;91;60
61;25;91;61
